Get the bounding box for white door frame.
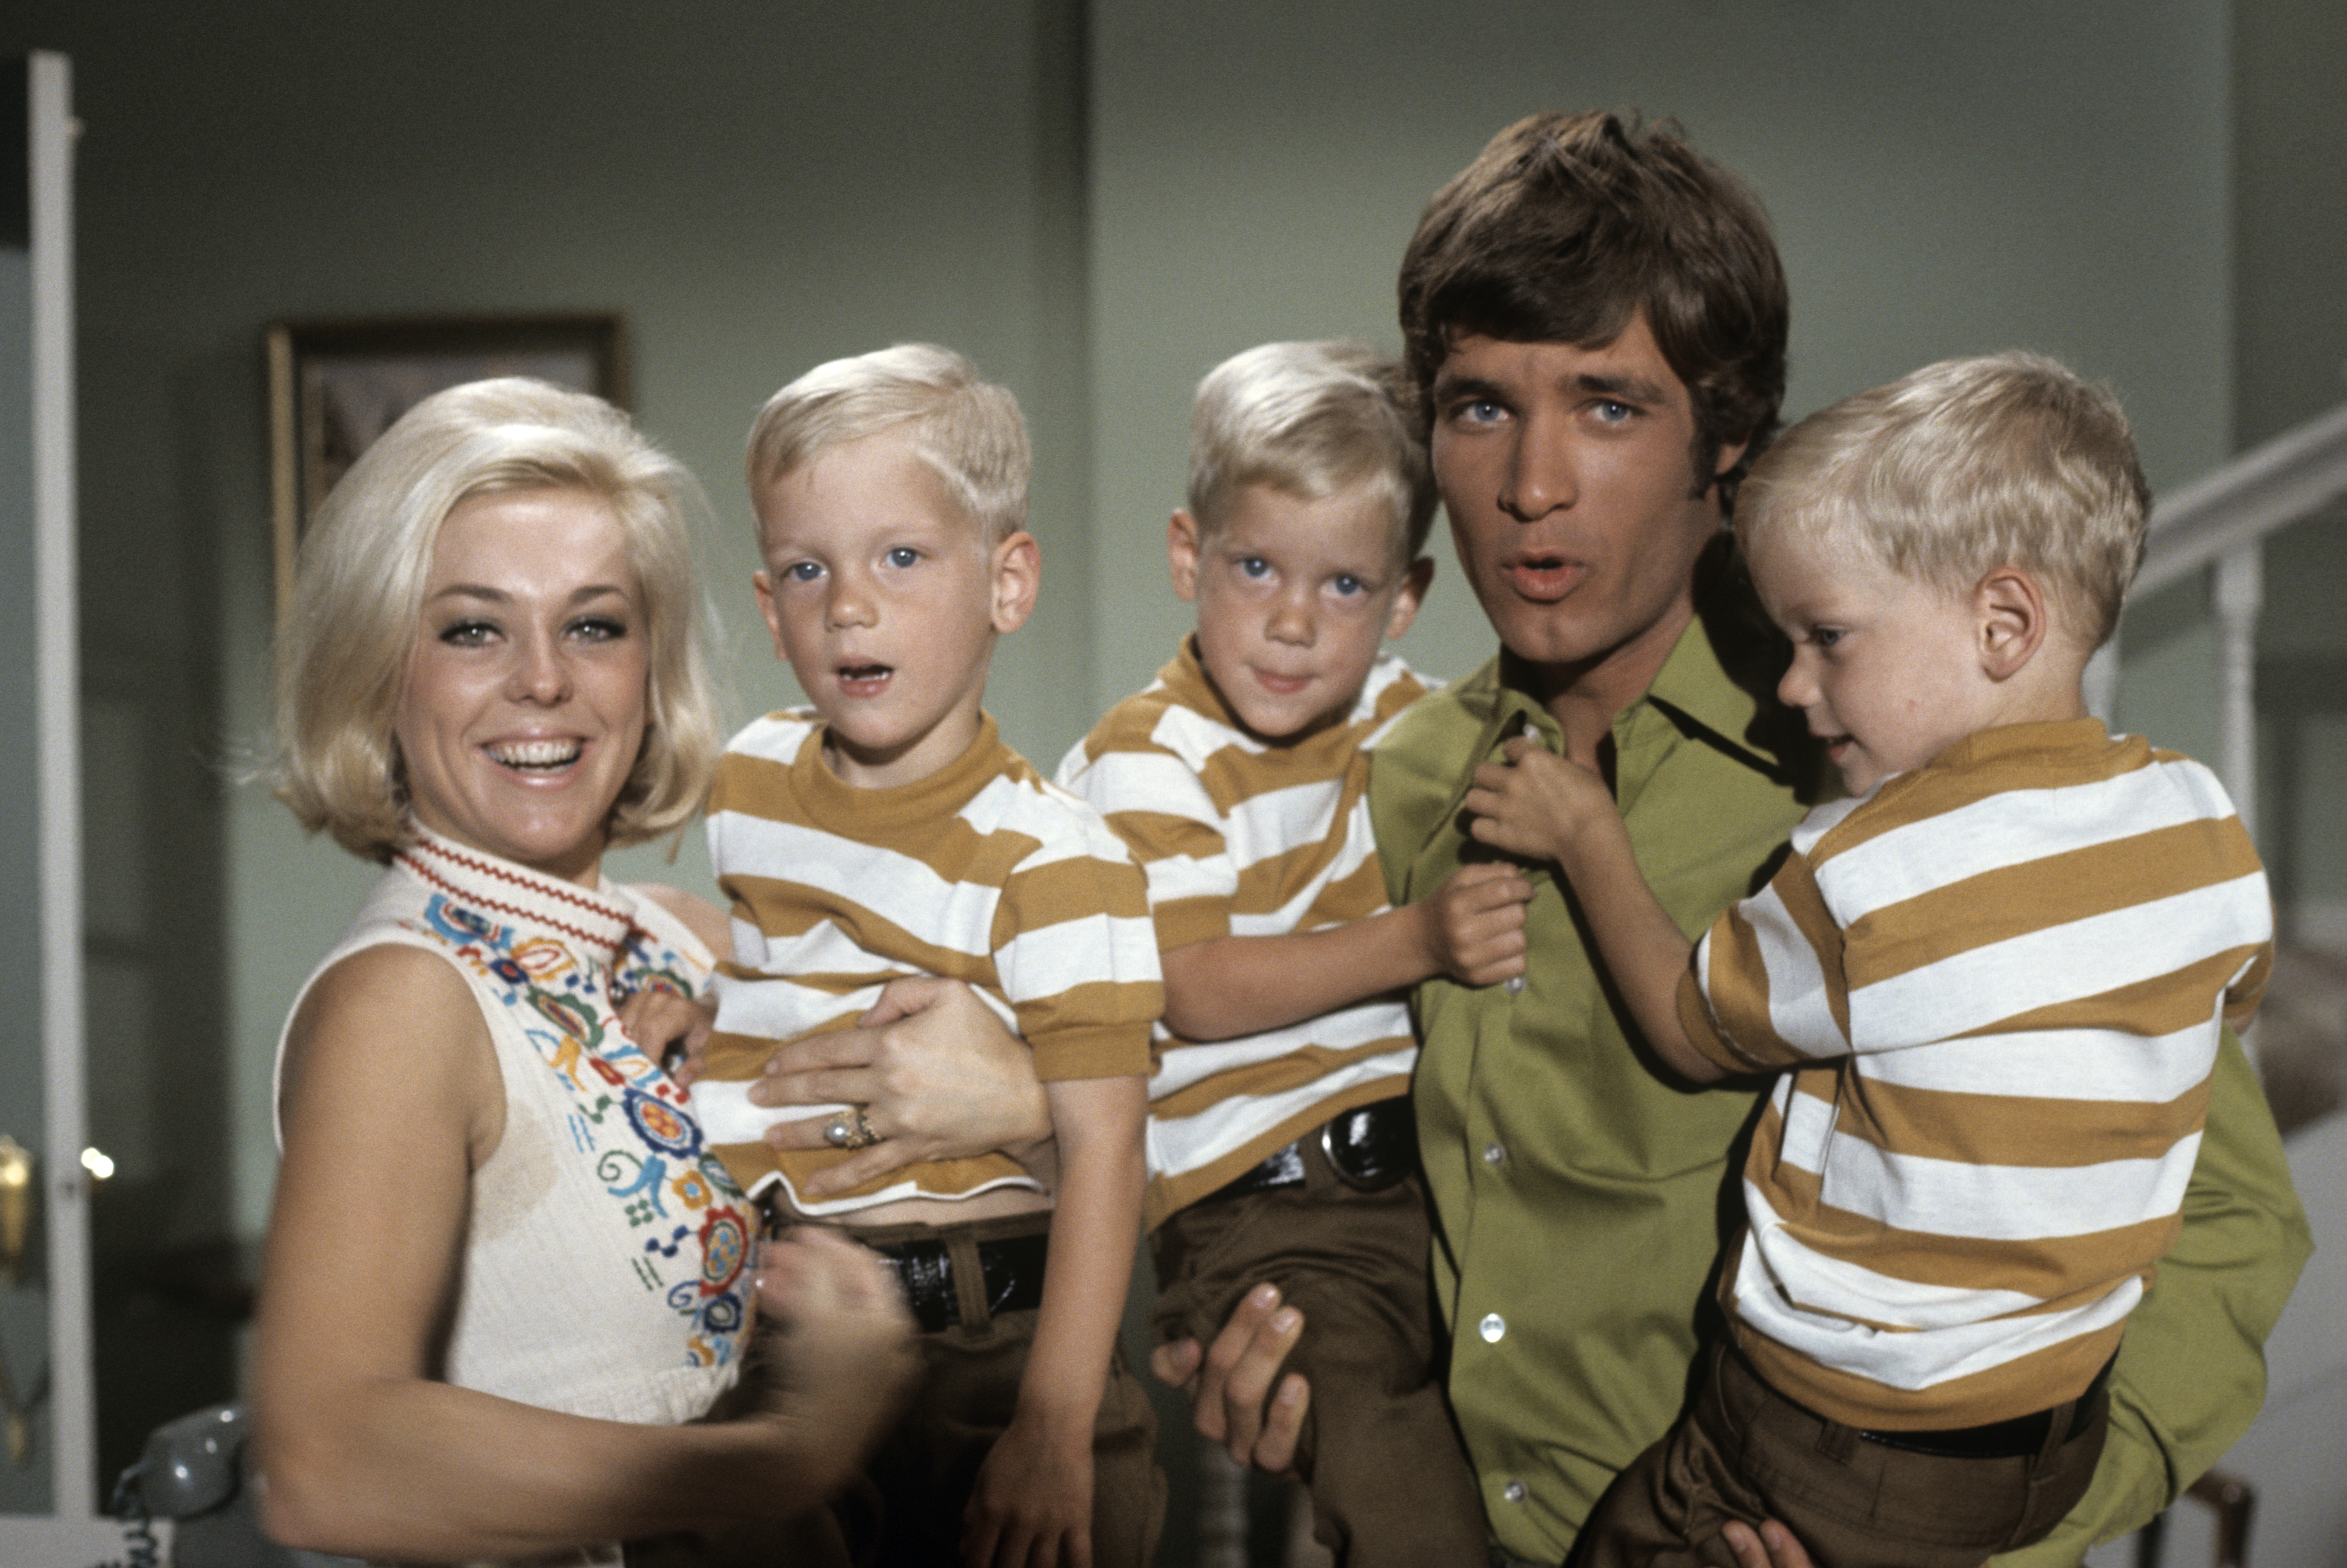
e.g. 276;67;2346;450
2;46;121;1562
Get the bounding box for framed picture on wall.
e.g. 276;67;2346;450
265;312;629;622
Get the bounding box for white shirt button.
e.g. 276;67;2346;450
1483;1142;1507;1166
1479;1312;1506;1343
1505;975;1525;995
1503;1479;1527;1503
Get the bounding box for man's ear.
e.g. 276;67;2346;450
1166;509;1202;601
1705;435;1751;499
990;531;1041;634
1385;555;1436;640
1975;567;2048;681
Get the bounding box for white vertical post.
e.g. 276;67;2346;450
30;49;93;1527
2212;543;2263;844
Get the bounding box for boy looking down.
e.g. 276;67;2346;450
1465;352;2275;1567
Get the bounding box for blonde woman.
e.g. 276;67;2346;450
251;378;918;1564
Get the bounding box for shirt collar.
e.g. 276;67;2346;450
1478;562;1816;789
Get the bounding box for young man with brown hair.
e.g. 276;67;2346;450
1161;110;2309;1568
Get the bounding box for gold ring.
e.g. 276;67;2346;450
846;1107;881;1149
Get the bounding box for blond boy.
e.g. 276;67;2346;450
691;345;1163;1568
1058;341;1528;1565
1466;352;2275;1567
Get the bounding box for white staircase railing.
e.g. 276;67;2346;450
2118;401;2347;844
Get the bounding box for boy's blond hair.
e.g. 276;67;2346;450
1187;340;1438;565
746;343;1029;546
1738;351;2150;649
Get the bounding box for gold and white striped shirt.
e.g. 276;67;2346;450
1058;639;1431;1227
1681;719;2272;1430
696;711;1161;1217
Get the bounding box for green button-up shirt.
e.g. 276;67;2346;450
1373;608;2312;1565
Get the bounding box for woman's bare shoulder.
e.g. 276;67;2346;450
281;942;494;1117
628;882;733;961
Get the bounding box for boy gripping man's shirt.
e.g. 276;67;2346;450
1058;341;1530;1567
689;345;1164;1568
1465;351;2275;1568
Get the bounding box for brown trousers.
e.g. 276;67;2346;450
1151;1149;1487;1567
1575;1343;2107;1568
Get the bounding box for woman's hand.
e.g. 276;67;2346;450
748;976;1055;1196
746;1228;919;1463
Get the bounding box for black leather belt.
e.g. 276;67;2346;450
1203;1096;1418;1203
865;1227;1048;1334
1857;1354;2114;1459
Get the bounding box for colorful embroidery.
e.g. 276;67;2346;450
416;891;752;1369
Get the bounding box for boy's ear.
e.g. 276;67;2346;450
1974;567;2048;681
751;569;790;660
1166;509;1202;602
1385;555;1436;640
989;530;1041;634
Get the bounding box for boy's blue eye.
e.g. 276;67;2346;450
1814;627;1843;650
885;546;920;568
1331;574;1367;597
1237;556;1271;579
785;560;823;582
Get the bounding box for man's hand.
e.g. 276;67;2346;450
615;987;716;1085
1462;735;1620;867
748;976;1056;1196
1720;1519;1816;1568
1148;1282;1311;1473
1417;861;1533;986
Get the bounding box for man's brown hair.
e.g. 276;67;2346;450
1399;110;1789;506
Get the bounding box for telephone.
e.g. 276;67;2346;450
101;1403;359;1568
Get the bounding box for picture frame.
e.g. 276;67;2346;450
266;312;629;621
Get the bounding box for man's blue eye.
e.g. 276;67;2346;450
1594;400;1635;423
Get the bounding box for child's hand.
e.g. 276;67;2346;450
1462;736;1619;868
617;986;717;1087
1420;862;1534;986
964;1411;1093;1568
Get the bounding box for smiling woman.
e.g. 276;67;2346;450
396;488;654;885
251;379;920;1565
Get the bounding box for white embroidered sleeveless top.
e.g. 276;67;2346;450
275;828;754;1433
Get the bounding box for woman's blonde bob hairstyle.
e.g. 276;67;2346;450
271;377;721;863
